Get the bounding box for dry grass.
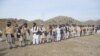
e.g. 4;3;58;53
0;34;100;56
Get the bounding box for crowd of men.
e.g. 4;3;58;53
2;21;96;49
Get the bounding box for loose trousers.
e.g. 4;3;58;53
56;33;61;41
6;34;16;48
33;34;39;45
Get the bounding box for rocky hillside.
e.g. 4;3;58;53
28;16;81;27
45;16;81;25
0;16;100;31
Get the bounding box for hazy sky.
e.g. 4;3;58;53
0;0;100;21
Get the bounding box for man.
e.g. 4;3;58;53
62;24;66;40
15;24;19;40
75;25;81;37
16;25;24;47
70;24;76;38
65;24;70;39
52;25;57;41
39;24;46;43
46;25;53;42
85;25;89;36
96;25;100;34
0;30;3;41
31;23;39;45
89;25;95;35
56;25;61;41
60;24;64;40
5;21;16;49
80;25;83;36
23;23;31;45
82;25;86;36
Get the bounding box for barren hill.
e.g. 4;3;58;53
0;16;100;31
45;16;81;25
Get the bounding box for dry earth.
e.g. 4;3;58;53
0;34;100;56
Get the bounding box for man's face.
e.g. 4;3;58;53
24;24;27;28
7;22;11;27
33;23;36;27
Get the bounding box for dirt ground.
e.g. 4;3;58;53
0;34;100;56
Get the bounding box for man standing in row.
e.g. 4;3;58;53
5;21;16;49
0;30;3;41
31;23;39;45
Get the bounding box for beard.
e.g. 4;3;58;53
7;24;11;27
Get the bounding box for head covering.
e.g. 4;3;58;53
6;21;12;27
33;22;37;27
23;22;28;28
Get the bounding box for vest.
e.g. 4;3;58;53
6;26;15;34
32;26;40;35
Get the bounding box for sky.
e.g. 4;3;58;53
0;0;100;21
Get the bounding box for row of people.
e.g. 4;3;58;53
5;21;95;49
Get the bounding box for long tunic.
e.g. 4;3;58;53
56;27;61;38
5;26;15;43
